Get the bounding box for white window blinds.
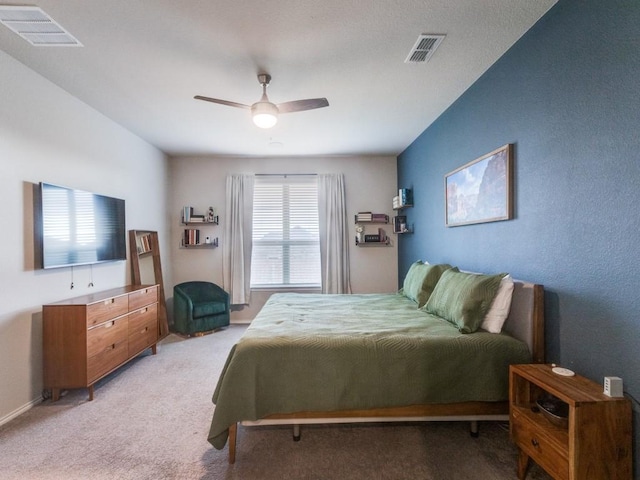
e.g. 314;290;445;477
250;175;321;288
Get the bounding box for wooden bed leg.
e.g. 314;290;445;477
228;423;237;464
293;424;301;442
469;420;479;437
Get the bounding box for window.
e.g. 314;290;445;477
250;175;321;288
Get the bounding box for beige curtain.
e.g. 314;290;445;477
317;173;351;294
222;174;254;305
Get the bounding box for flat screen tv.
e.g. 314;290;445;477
35;182;126;269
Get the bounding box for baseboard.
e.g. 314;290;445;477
230;319;252;325
0;396;43;427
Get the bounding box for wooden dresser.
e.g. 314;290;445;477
43;284;159;401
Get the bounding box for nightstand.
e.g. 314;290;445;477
509;364;632;480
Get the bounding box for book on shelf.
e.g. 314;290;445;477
136;233;152;254
393;189;413;209
189;215;205;223
393;215;407;233
362;228;387;243
356;211;373;222
182;206;193;223
356;212;388;223
371;213;388;223
183;228;200;246
399;188;413;206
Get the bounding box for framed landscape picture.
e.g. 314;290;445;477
445;144;513;227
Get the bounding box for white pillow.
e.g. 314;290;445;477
481;274;514;333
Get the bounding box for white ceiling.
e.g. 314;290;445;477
0;0;557;157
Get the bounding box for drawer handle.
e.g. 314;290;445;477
104;299;115;305
139;307;148;314
141;327;148;334
105;321;115;328
107;343;116;351
531;438;539;448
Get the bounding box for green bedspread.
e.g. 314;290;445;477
208;293;531;449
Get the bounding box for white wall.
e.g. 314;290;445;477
0;51;169;424
168;155;398;322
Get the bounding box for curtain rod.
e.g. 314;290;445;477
255;173;317;177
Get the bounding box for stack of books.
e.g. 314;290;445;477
393;188;413;209
356;212;373;222
356;212;388;223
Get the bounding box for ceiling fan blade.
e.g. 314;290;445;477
194;95;250;110
277;98;329;114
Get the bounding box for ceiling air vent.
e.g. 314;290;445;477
0;5;82;47
405;34;445;64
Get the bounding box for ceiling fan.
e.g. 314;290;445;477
194;74;329;129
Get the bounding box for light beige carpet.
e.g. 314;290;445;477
0;325;551;479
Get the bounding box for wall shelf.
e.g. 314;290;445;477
354;211;390;246
181;206;219;248
180;237;219;249
355;237;390;247
354;213;388;224
182;215;219;226
392;189;413;233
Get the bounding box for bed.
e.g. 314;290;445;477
207;265;544;463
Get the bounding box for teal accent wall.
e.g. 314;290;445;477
397;1;640;473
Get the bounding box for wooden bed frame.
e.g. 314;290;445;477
226;280;545;463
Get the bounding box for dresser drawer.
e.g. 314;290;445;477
86;295;129;327
87;338;129;383
128;302;157;328
129;285;158;310
512;409;569;480
128;321;157;357
87;316;128;358
128;303;157;355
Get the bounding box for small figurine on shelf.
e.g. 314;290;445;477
207;206;215;223
355;224;364;243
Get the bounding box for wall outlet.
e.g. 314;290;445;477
603;376;624;397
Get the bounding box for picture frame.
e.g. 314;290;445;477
445;144;513;227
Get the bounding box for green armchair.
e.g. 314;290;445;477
173;281;230;336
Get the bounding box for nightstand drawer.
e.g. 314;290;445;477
512;408;569;480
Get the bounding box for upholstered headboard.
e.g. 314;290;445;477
502;280;545;363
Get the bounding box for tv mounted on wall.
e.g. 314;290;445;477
35;183;126;269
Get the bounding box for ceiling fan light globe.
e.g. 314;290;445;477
253;113;278;129
251;102;279;129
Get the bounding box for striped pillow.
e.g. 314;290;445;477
422;269;505;333
399;261;452;307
